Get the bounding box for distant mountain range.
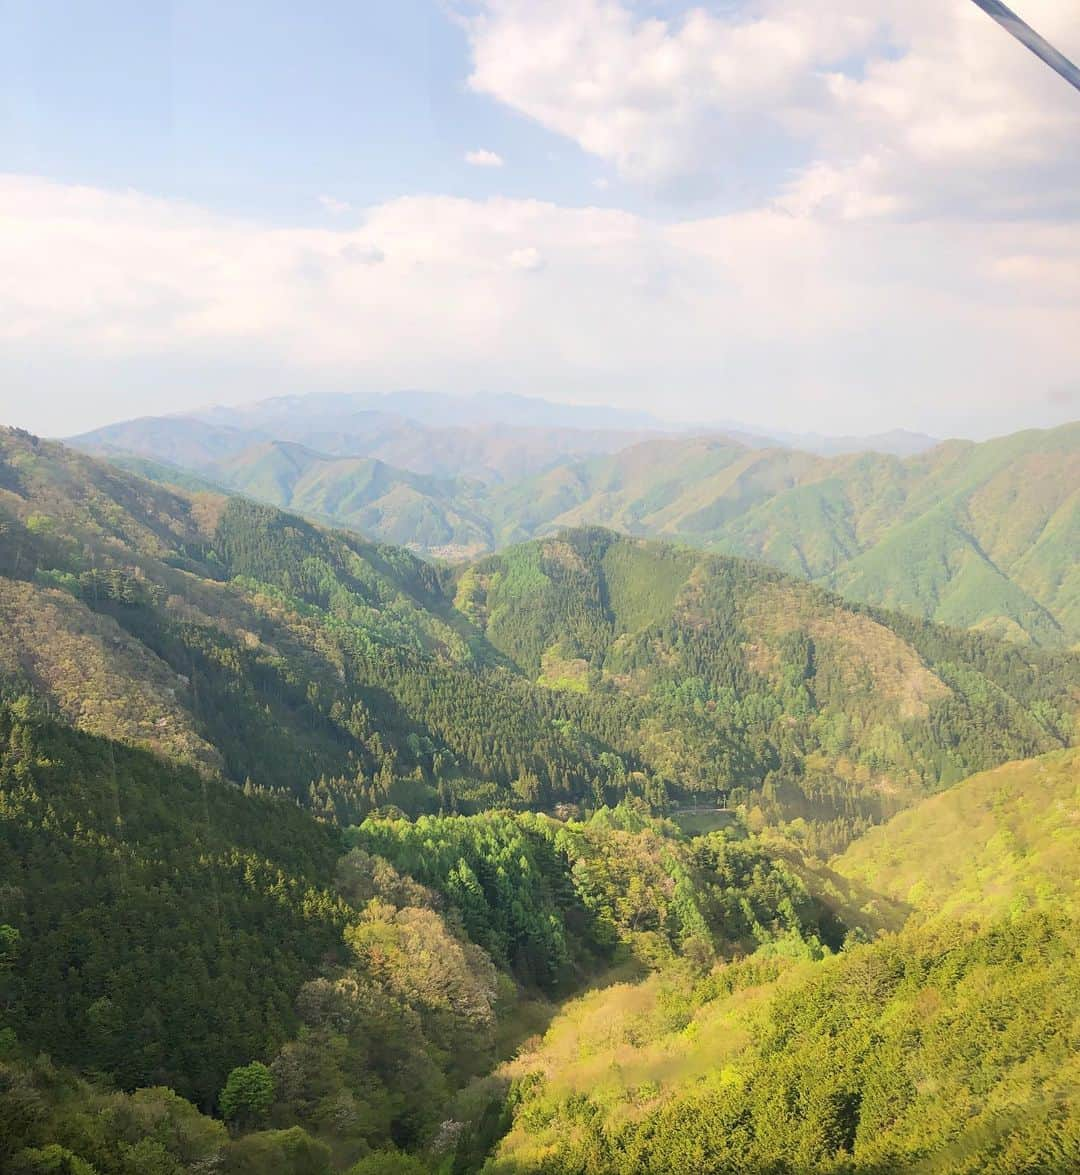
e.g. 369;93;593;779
4;427;1073;823
77;408;660;487
193;389;671;433
190;391;942;457
69;391;1078;647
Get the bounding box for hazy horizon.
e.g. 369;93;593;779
22;384;1076;450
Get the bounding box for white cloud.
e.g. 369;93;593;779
2;174;1079;438
800;0;1080;219
318;195;351;214
465;148;505;167
461;0;1080;216
506;246;545;271
462;0;883;185
776;157;904;222
341;242;385;265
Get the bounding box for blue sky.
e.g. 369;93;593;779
3;0;618;217
2;0;1079;438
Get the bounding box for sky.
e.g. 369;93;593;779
1;0;1079;439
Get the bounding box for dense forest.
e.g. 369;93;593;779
488;750;1080;1173
4;703;1078;1171
74;411;1080;646
0;695;855;1172
1;429;1078;1171
490;910;1080;1173
1;430;1076;852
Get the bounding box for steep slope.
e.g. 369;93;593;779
2;429;1077;848
0;428;624;821
822;426;1080;645
0;696;349;1105
1;722;863;1171
488;907;1080;1174
457;529;1079;850
731;423;1080;647
828;506;1064;645
489;423;1080;646
73;426;497;558
485;748;1080;1173
832;748;1080;924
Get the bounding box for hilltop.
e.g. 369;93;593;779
2;429;1077;849
72;407;1080;647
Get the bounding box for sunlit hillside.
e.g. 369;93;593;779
483;750;1080;1173
833;748;1080;925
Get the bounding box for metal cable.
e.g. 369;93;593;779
970;0;1080;93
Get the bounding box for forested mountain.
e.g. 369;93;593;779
487;423;1080;647
86;433;497;559
72;408;1080;648
207;442;493;558
0;693;857;1172
455;528;1078;850
486;750;1080;1173
3;428;1077;850
5;700;1078;1171
2;425;1079;1172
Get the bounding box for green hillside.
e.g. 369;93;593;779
491;423;1080;647
458;527;1079;850
2;430;1077;851
483;750;1080;1172
95;436;496;559
215;441;494;559
79;418;1080;647
0;701;856;1172
21;713;1079;1174
2;428;1079;1173
488;909;1080;1173
832;748;1080;924
828;505;1065;646
6;430;702;825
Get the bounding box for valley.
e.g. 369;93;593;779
72;398;1080;648
0;425;1077;1173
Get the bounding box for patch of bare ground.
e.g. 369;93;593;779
742;581;949;720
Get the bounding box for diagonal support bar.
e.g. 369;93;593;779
970;0;1080;94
